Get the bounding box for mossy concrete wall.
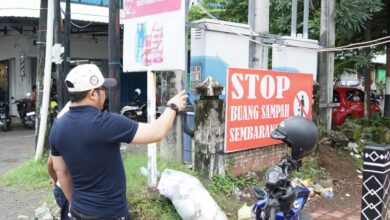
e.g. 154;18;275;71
194;99;288;177
194;99;225;179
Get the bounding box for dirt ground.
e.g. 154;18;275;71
304;143;362;213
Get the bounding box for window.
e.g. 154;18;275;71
345;89;363;102
333;91;340;103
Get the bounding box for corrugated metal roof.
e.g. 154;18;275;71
0;0;125;24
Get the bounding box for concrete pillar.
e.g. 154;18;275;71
159;71;184;163
361;145;390;219
194;77;225;180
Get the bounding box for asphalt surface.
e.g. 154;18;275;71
0;116;36;175
0;117;51;219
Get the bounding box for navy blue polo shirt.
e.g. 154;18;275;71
49;105;138;218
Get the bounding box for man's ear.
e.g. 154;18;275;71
88;89;98;101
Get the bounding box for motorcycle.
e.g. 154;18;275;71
50;95;59;123
252;116;319;220
12;93;36;129
0;100;11;131
120;88;147;122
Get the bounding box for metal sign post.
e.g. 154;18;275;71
147;70;157;187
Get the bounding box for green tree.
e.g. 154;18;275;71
189;0;386;74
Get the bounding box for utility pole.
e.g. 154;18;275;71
385;0;390;117
108;0;121;113
54;0;65;110
318;0;335;134
60;0;70;109
248;0;269;70
35;0;47;145
35;0;54;160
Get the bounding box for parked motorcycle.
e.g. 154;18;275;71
120;88;147;122
252;116;319;220
50;95;59;123
12;93;36;129
0;100;11;131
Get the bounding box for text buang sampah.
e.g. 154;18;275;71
230;104;289;121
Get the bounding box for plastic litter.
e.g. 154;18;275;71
237;203;252;220
301;179;313;187
313;183;324;194
321;191;334;199
157;169;227;220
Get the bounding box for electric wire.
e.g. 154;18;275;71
196;4;390;53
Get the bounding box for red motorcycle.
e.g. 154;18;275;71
12;94;35;129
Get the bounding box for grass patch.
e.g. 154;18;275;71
123;153;255;219
0;157;50;188
1;153;255;219
123;153;195;219
291;156;331;183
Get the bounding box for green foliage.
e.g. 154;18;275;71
208;172;260;196
122;153;193;219
0;158;50;188
208;174;235;196
334;0;383;37
189;0;248;23
291;157;331;183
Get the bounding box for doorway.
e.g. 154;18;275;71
0;60;9;103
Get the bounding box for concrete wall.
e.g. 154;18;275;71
0;31;109;116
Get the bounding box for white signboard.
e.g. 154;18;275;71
123;0;186;72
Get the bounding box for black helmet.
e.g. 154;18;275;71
271;116;319;160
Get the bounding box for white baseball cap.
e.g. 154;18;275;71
65;64;117;92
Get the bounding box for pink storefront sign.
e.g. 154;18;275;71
124;0;181;19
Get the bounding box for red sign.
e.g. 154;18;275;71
225;68;313;152
124;0;181;19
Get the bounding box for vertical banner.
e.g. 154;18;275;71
123;0;185;72
225;68;313;152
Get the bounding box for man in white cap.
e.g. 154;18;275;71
49;64;188;219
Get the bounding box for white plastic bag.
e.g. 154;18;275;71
157;169;228;220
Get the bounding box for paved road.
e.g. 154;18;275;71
0;117;36;175
0;117;50;219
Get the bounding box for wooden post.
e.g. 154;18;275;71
54;0;65;110
364;22;372;119
318;0;335;134
384;1;390;117
108;0;121;113
60;0;70;109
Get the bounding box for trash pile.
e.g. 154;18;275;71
291;178;334;200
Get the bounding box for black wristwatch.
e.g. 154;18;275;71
168;103;179;114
